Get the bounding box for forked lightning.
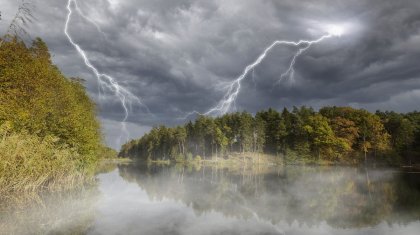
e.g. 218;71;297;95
64;0;149;145
185;26;344;117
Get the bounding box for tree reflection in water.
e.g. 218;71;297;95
118;163;420;229
0;187;99;235
1;163;419;235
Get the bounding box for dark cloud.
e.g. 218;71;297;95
1;0;420;148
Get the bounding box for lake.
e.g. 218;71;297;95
1;163;420;235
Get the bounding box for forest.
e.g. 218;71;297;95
120;107;420;165
0;36;106;194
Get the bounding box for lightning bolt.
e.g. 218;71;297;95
183;33;338;118
64;0;149;146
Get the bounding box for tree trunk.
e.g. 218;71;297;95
182;141;185;155
363;134;367;165
215;145;218;162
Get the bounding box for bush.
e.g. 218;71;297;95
98;146;118;159
194;155;202;162
174;153;185;163
186;153;193;162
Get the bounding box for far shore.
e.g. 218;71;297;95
130;152;417;168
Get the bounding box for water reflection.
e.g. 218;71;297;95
90;166;285;235
1;163;420;235
0;188;98;235
115;164;420;234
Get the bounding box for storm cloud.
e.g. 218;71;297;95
1;0;420;148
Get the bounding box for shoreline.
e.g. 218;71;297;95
133;152;414;168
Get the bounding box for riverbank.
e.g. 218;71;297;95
198;153;283;166
0;129;96;199
0;37;105;201
138;151;407;168
145;153;282;167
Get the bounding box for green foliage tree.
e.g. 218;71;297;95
256;108;282;154
253;115;266;153
0;36;104;193
376;111;415;154
174;126;187;155
330;117;359;151
0;37;102;164
305;114;334;159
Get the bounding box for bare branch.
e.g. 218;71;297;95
1;0;35;46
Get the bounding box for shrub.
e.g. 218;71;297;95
194;155;202;162
174;153;185;163
186;153;193;162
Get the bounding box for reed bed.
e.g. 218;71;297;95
0;128;94;198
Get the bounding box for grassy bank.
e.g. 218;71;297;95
144;151;396;168
0;126;95;199
145;152;283;168
199;152;283;166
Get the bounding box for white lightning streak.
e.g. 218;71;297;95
65;0;149;145
184;33;335;118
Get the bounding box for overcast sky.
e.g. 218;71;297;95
1;0;420;149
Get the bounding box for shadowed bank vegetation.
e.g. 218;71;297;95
0;36;104;195
120;107;420;165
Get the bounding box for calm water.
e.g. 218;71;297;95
2;163;420;235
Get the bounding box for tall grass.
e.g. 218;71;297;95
0;124;94;197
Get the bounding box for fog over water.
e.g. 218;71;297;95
2;164;420;235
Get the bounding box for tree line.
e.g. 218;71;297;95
120;107;420;165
